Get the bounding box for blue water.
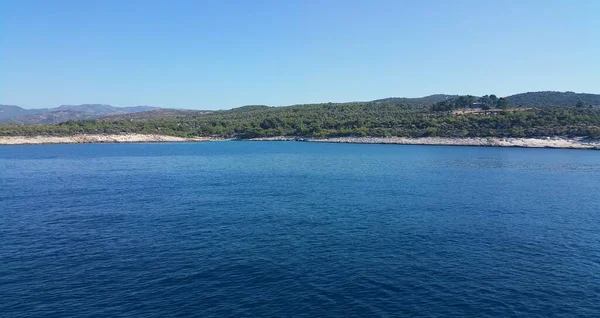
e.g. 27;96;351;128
1;142;600;317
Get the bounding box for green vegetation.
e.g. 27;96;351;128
506;91;600;107
1;96;600;139
430;94;511;111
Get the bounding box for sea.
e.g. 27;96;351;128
1;142;599;317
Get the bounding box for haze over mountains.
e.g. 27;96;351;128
1;91;599;125
0;104;161;124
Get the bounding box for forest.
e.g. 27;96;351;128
1;96;599;139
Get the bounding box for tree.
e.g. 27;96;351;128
576;101;585;108
479;95;494;109
454;96;474;108
465;95;477;108
497;98;510;109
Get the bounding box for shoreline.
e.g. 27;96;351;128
1;134;599;150
0;134;222;145
248;136;600;150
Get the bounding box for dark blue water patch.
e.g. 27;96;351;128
1;142;600;317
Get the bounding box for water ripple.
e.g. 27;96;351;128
1;142;600;317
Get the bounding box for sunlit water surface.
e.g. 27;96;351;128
1;142;599;317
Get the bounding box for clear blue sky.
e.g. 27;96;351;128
2;0;599;109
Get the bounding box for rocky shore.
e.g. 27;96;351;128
249;136;600;150
2;134;599;149
0;134;217;145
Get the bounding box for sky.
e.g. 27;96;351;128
1;0;599;110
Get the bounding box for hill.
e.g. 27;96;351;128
0;105;45;121
7;110;100;125
2;96;600;139
370;94;459;107
54;104;158;113
100;109;213;121
506;91;600;107
3;91;600;137
0;104;162;124
375;92;600;108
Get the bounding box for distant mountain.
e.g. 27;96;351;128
370;94;460;107
55;104;159;114
506;91;600;107
0;105;45;121
0;104;162;124
7;110;100;125
100;109;213;121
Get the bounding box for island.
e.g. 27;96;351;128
1;92;599;149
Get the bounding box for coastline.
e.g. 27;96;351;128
1;134;599;150
249;136;600;150
0;134;219;145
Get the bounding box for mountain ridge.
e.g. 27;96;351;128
0;104;162;124
3;91;600;124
